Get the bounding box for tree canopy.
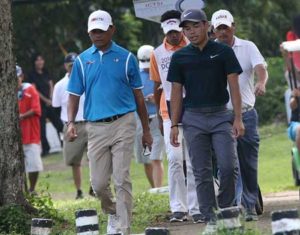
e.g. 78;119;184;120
12;0;300;80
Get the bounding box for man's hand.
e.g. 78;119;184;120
67;123;77;142
254;82;266;96
45;98;52;107
292;88;300;97
145;94;155;104
170;126;180;147
232;118;245;138
142;130;153;150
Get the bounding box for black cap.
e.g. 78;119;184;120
64;52;77;64
179;9;207;27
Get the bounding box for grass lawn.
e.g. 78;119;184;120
33;122;297;234
258;123;296;193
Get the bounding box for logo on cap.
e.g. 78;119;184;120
166;19;177;24
91;17;104;22
183;11;192;18
216;15;228;20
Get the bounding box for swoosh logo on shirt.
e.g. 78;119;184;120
86;60;95;64
183;12;192;18
210;54;219;59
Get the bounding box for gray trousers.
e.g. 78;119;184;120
182;110;238;221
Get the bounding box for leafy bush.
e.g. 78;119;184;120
0;204;30;235
255;57;287;125
0;190;61;235
27;190;60;221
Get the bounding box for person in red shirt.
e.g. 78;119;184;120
286;15;300;73
17;65;43;193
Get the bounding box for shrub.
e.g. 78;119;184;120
0;204;30;235
255;57;287;125
0;191;61;235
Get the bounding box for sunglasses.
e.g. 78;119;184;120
140;59;150;62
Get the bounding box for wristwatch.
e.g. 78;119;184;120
66;120;74;127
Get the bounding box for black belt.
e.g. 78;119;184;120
75;121;86;124
65;121;86;125
94;113;125;123
242;105;254;113
185;106;226;113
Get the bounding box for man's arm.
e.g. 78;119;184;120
49;80;54;99
254;64;268;96
153;81;164;135
19;110;35;120
150;52;165;135
67;94;80;141
227;73;245;138
38;91;52;106
170;82;183;147
133;89;153;149
290;88;300;110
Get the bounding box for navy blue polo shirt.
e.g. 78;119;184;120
67;42;142;121
167;40;242;108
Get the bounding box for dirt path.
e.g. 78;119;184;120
157;191;300;235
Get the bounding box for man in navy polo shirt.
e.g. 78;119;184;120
66;10;152;235
167;9;244;232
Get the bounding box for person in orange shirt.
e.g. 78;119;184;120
150;10;203;223
17;65;43;193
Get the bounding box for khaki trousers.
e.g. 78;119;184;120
87;112;136;234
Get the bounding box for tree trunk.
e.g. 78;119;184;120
0;0;27;207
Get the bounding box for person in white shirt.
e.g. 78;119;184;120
211;9;268;221
52;52;91;199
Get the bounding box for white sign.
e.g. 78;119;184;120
133;0;205;23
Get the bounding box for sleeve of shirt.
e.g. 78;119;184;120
67;58;85;96
248;41;266;68
224;47;243;75
149;52;161;83
30;85;41;117
127;53;143;89
166;52;184;84
52;82;61;108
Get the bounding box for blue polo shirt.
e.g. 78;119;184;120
67;42;142;121
167;40;242;108
140;69;156;117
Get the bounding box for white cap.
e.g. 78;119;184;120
87;10;113;33
211;9;234;29
161;18;182;35
137;45;154;69
16;65;22;77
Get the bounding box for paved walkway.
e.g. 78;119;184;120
147;191;300;235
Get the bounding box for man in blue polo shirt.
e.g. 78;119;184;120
66;10;152;235
167;9;244;233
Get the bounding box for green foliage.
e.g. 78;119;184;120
131;193;169;231
117;10;142;52
26;190;61;221
0;190;62;235
0;204;30;235
216;227;261;235
255;57;287;125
